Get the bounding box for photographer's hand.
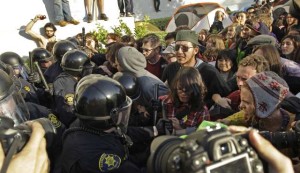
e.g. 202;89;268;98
229;126;294;173
0;122;50;173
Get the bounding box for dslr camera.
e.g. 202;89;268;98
148;126;264;173
260;120;300;157
0;116;56;155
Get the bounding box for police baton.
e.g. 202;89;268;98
29;51;33;73
82;27;86;48
34;62;49;91
153;84;160;126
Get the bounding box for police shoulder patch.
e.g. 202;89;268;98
24;86;31;92
99;153;121;172
48;113;61;128
64;93;74;106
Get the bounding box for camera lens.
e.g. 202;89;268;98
147;136;183;173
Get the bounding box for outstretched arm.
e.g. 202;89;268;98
25;15;46;47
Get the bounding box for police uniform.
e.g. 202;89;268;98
44;61;63;83
17;77;40;104
61;75;150;173
62;124;143;173
26;102;66;173
53;72;77;127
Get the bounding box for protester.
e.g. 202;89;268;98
209;10;225;34
25;15;57;49
215;49;237;82
141;33;167;79
118;0;134;17
84;0;108;22
53;0;80;26
160;66;210;135
162;30;230;108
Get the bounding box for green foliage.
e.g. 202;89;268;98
111;19;132;36
148;17;171;31
91;16;168;53
92;24;108;44
134;16;150;39
92;24;108;53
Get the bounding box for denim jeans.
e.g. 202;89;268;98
54;0;73;22
117;0;132;13
154;0;160;11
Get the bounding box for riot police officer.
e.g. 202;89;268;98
44;40;77;83
53;49;94;127
0;51;29;80
62;75;173;172
61;75;142;173
0;60;40;104
31;47;54;72
0;68;65;173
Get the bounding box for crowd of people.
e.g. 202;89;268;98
0;0;300;172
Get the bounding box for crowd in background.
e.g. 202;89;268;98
0;0;300;172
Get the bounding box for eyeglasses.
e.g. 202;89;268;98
141;47;156;52
174;44;194;52
177;87;192;94
45;29;54;32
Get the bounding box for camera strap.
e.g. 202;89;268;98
0;135;22;173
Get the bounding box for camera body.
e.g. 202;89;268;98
148;126;264;173
0;117;56;155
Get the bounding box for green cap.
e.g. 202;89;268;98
176;30;199;45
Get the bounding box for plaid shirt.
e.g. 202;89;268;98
160;95;210;128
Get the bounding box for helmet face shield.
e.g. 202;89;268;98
0;90;29;125
116;96;132;133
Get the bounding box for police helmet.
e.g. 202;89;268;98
31;47;53;63
66;37;80;47
75;75;132;131
0;69;29;125
113;72;141;101
61;49;94;77
0;52;23;68
0;60;14;77
52;40;77;62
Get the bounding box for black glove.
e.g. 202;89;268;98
28;72;41;83
44;83;54;96
155;118;173;135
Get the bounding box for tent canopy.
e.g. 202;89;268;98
165;2;232;33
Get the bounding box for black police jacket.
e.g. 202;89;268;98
44;61;63;83
62;127;142;173
26;102;66;173
53;72;77;127
18;78;39;104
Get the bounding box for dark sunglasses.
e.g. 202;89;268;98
174;44;194;52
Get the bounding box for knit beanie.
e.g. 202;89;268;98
247;35;278;48
116;46;147;75
246;71;289;118
176;30;199;45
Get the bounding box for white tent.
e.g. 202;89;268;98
165;2;232;33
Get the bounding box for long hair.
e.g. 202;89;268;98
253;45;282;76
281;35;300;64
170;67;206;112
